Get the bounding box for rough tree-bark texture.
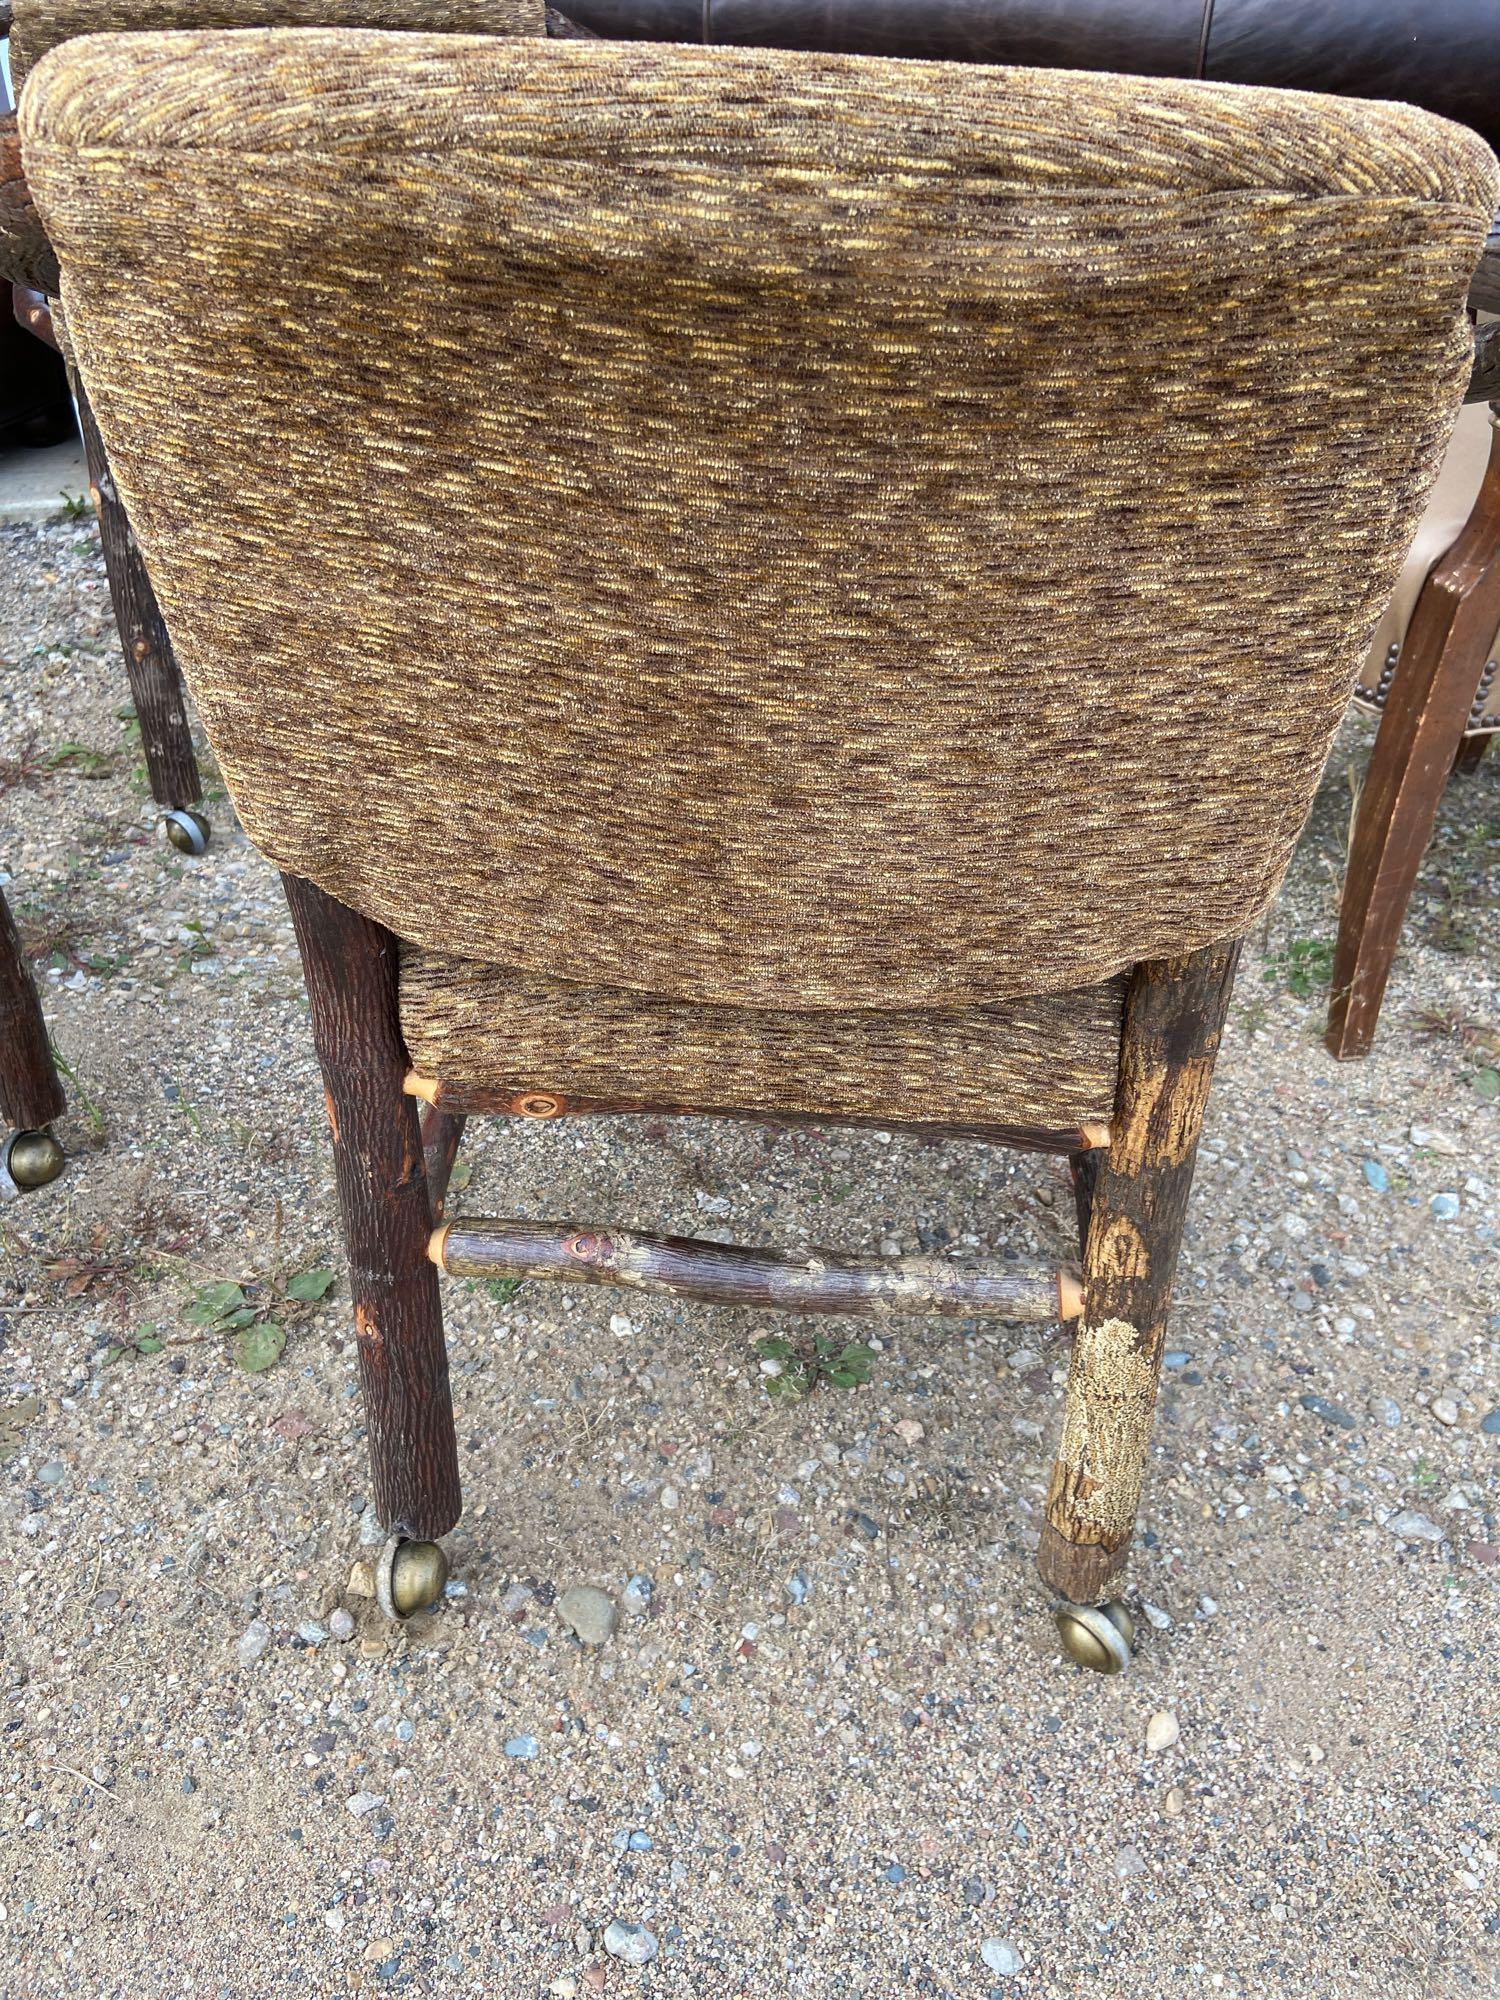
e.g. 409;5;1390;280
1068;1145;1104;1262
1038;943;1239;1603
282;875;460;1540
1327;416;1500;1059
72;376;203;814
436;1218;1076;1322
417;1101;465;1222
0;885;64;1132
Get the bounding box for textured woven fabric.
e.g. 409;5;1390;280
0;111;59;293
9;0;543;87
23;34;1500;1009
399;950;1126;1127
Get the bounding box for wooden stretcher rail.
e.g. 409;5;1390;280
403;1073;1110;1157
433;1216;1082;1321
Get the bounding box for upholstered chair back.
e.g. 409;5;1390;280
6;0;543;86
21;32;1499;1008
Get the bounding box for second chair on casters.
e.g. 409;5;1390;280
22;27;1498;1665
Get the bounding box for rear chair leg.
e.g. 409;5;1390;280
71;376;209;853
1041;944;1240;1670
281;874;460;1615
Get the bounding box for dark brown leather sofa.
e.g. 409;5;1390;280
555;1;1500;155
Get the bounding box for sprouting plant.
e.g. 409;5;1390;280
57;492;91;523
1262;938;1335;999
182;1267;336;1373
753;1331;876;1401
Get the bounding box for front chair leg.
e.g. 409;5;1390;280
1039;944;1240;1651
0;885;66;1191
281;875;461;1561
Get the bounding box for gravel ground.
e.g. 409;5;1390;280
1;515;1497;1999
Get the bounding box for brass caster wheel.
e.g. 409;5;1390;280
2;1129;65;1193
376;1536;450;1621
1055;1599;1135;1675
158;808;210;856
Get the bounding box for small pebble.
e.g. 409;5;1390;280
622;1575;654;1617
1300;1394;1356;1430
235;1618;270;1668
1480;1410;1500;1437
557;1585;617;1646
1431;1397;1460;1428
1164;1786;1186;1816
1145;1710;1180;1753
345;1791;384;1818
296;1621;328;1647
1369;1396;1402;1428
602;1921;658;1966
980;1940;1020;1976
1361;1160;1389;1192
328;1608;356;1642
505;1736;540;1760
1429;1192;1460;1220
1384;1510;1445;1543
1115;1844;1147;1878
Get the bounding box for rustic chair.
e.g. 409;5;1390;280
22;27;1497;1667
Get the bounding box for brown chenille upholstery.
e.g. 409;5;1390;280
399;952;1126;1127
20;35;1499;1056
7;0;544;85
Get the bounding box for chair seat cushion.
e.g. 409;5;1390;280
399;950;1125;1130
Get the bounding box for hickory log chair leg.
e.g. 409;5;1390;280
1042;944;1240;1673
12;287;210;853
281;873;461;1620
1326;409;1500;1060
0;883;66;1192
70;375;210;856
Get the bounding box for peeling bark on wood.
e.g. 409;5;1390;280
0;886;64;1132
283;875;460;1540
1039;943;1239;1602
437;1217;1077;1323
71;376;202;813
